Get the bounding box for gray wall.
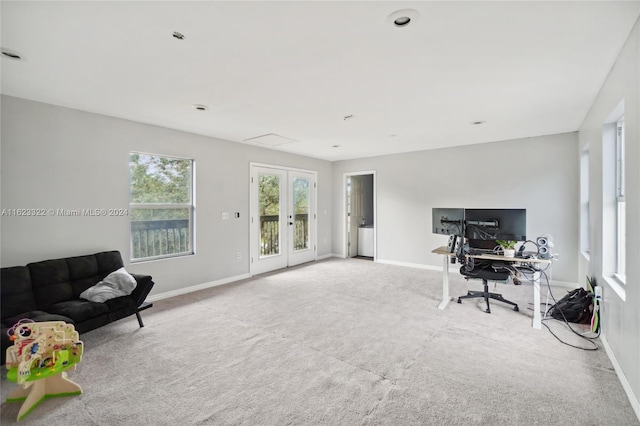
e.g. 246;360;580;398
578;18;639;412
0;96;333;296
332;132;579;283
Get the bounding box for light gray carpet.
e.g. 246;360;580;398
1;258;637;425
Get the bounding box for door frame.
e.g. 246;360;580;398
343;171;377;260
250;162;317;276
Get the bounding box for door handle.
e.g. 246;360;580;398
289;222;293;225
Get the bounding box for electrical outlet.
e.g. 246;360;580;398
236;252;241;259
221;212;229;220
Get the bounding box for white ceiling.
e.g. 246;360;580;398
1;1;638;161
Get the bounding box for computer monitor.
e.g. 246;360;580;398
464;209;526;250
432;208;464;236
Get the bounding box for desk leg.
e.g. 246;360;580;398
438;256;452;310
532;271;542;329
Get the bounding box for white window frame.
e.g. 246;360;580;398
129;152;195;262
614;117;625;283
579;148;590;259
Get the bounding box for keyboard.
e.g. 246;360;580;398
467;249;495;256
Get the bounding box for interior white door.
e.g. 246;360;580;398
251;165;316;275
348;176;364;257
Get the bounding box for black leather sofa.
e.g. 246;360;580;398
1;250;154;364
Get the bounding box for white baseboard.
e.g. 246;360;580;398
147;273;251;302
317;253;336;260
600;333;640;422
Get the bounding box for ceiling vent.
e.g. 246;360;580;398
244;133;299;147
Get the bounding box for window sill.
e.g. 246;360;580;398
131;252;195;264
614;273;626;285
580;251;590;262
604;276;626;302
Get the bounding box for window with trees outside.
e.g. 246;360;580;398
129;153;194;261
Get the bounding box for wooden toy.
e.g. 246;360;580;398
5;320;83;421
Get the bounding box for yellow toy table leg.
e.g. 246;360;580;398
6;372;82;421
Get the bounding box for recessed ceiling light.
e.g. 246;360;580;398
172;31;185;40
387;9;420;28
394;17;411;26
1;49;22;60
471;120;486;125
192;104;209;111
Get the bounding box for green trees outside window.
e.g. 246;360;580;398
129;153;194;261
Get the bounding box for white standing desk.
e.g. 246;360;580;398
432;246;551;329
432;246;455;310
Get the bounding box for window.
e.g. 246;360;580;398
580;148;590;257
615;117;625;282
129;153;194;261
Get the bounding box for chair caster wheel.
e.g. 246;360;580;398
457;298;462;304
485;309;491;314
513;306;519;312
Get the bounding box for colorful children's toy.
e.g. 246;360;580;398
5;320;83;421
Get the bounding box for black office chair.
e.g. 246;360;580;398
457;260;519;314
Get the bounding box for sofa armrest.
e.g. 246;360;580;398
130;273;154;307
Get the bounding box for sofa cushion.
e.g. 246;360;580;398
104;295;137;311
46;300;110;323
28;258;74;309
66;254;100;296
68;251;125;296
28;251;125;308
95;251;125;277
1;266;37;320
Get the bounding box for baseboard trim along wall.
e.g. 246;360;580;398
317;253;335;260
147;273;251;302
600;333;640;422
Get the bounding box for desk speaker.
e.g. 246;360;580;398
537;236;551;259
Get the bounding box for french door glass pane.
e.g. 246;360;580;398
293;177;310;251
259;173;280;256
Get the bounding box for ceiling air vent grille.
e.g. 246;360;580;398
243;133;299;147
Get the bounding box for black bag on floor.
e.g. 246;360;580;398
548;288;593;324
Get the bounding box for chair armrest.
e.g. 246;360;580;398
130;273;154;307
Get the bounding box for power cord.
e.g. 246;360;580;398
537;269;599;351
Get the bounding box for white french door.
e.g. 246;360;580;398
250;164;316;275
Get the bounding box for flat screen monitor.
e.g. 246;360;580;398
432;208;464;236
464;208;526;249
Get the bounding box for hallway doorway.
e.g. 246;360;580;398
344;171;376;260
